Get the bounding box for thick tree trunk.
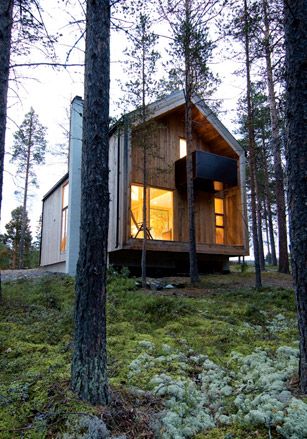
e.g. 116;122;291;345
71;0;110;405
284;0;307;393
19;111;33;269
262;0;289;273
0;0;13;301
244;0;262;288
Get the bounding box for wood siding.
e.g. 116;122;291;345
41;182;67;266
125;105;247;252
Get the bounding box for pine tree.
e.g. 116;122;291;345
11;108;47;269
122;1;160;287
71;0;110;405
284;0;307;394
158;0;219;283
4;206;32;269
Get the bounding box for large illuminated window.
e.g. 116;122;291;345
60;182;69;252
131;185;173;240
214;197;224;244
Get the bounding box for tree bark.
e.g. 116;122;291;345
284;0;307;393
244;0;262;288
262;0;289;273
256;192;265;270
19;111;33;269
261;133;278;266
185;0;199;284
141;36;147;289
0;0;13;301
71;0;110;405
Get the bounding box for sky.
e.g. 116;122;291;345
1;0;245;237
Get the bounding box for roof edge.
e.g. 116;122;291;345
42;172;69;201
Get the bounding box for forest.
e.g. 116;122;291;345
0;0;306;438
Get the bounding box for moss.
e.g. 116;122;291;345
0;271;298;438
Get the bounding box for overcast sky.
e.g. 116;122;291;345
1;1;245;236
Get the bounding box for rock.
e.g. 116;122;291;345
164;284;175;289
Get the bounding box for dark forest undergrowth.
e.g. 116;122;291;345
0;269;306;438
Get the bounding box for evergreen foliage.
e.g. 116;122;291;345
3;206;32;269
10;108;47;269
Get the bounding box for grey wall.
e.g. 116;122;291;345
66;96;83;275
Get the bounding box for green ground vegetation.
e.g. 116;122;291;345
0;269;301;438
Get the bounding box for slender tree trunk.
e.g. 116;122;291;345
0;0;13;301
284;0;307;393
256;193;265;270
71;0;110;405
244;0;262;288
141;39;147;288
262;0;289;273
185;0;199;284
19;112;33;269
261;134;278;266
263;201;270;263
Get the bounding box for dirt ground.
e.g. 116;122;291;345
1;268;294;298
141;270;294;298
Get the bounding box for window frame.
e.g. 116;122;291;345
214;196;225;245
130;184;174;241
60;181;69;253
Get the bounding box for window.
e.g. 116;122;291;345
179;138;187;158
60;182;69;252
214;197;224;244
131;185;173;240
214;181;223;191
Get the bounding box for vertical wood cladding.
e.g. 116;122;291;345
129;108;244;247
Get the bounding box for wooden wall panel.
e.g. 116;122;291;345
127;105;245;251
225;187;244;245
41;184;66;266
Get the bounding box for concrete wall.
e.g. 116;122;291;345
66;96;83;275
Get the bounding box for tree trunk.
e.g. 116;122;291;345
0;0;13;301
141;39;147;288
185;0;199;284
262;0;289;273
71;0;110;405
284;0;307;393
19;111;33;269
263;200;270;263
256;193;265;270
261;133;278;266
244;0;262;288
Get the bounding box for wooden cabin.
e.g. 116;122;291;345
40;91;249;275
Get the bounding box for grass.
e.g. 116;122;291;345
0;270;298;438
